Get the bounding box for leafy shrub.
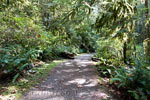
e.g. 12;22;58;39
0;14;44;48
111;61;150;100
96;64;116;78
76;25;98;52
0;45;41;81
96;37;124;66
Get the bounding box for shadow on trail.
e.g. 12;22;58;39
22;54;116;100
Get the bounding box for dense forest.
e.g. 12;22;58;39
0;0;150;100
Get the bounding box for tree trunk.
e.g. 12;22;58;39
144;0;150;57
7;0;9;5
123;42;127;64
145;0;150;38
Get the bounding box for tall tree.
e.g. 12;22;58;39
144;0;150;57
145;0;150;38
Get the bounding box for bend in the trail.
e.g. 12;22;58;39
22;54;117;100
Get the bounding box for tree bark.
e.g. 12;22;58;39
123;42;127;64
7;0;9;5
144;0;150;57
145;0;150;38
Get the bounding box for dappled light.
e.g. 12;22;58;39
0;0;150;100
22;54;114;100
67;78;87;85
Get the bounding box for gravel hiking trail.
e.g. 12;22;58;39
22;54;117;100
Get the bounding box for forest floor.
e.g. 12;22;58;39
21;54;118;100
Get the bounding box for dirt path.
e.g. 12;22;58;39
22;54;117;100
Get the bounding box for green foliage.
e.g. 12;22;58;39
0;14;43;47
0;0;98;81
111;61;150;100
0;45;42;81
94;1;150;100
96;37;124;66
95;0;137;66
1;1;150;100
96;64;116;78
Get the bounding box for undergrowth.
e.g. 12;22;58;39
0;60;63;100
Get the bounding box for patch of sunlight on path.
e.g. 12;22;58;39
22;54;117;100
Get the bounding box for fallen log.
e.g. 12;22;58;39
60;52;76;59
91;57;100;62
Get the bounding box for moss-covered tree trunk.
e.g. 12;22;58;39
144;0;150;57
123;41;127;64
